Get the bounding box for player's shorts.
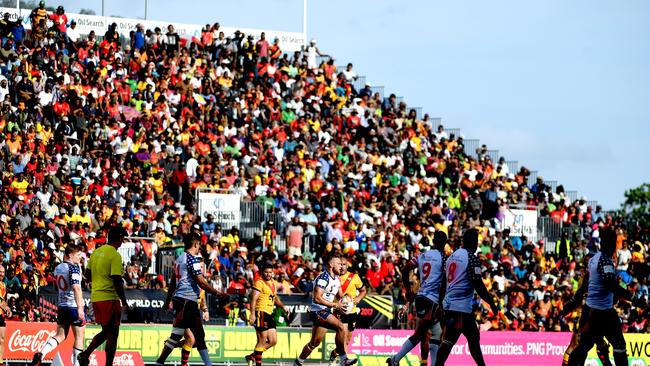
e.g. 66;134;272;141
92;300;121;327
57;306;85;327
172;297;201;329
253;311;276;332
339;312;358;331
310;309;336;330
0;316;5;327
414;295;438;321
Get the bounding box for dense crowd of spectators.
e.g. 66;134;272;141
0;3;647;331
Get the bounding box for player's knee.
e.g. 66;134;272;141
165;330;184;349
430;323;442;342
194;339;207;351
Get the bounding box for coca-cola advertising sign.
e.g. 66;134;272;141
89;351;144;366
5;321;74;360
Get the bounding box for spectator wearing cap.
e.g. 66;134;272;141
67;19;79;44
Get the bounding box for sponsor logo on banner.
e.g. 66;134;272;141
502;208;538;238
4;322;74;361
0;7;305;51
7;323;650;365
89;351;144;366
8;329;54;353
197;192;241;225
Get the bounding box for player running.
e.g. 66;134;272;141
246;262;289;366
567;228;631;366
32;245;86;366
434;229;499;366
293;253;355;366
388;231;447;366
329;258;367;366
78;226;130;366
561;252;612;366
155;233;227;366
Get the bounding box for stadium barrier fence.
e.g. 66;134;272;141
5;322;649;366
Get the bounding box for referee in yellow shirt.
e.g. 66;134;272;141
246;262;288;366
77;226;131;366
329;259;366;366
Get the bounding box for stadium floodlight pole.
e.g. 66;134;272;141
145;0;148;20
102;0;105;16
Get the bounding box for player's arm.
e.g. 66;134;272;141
110;252;128;307
313;284;344;311
71;265;85;320
563;272;589;315
189;255;226;297
401;258;417;302
439;258;447;304
249;286;261;325
354;284;367;306
274;293;288;313
599;258;632;301
468;254;498;314
164;274;177;309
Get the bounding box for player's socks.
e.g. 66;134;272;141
330;349;339;362
392;338;416;363
73;347;83;366
253;348;264;366
429;340;440;365
40;338;59;356
181;344;191;366
199;348;212;366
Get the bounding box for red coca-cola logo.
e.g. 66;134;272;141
8;329;55;353
113;354;135;366
88;352;141;366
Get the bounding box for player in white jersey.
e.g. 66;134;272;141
567;228;631;366
434;229;498;366
294;253;356;366
155;233;227;366
389;231;447;366
32;245;86;366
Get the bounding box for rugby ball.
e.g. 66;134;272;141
341;295;354;315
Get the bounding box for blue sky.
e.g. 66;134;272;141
54;0;650;209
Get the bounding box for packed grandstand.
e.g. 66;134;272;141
0;1;647;348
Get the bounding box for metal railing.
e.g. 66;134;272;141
487;149;500;163
430;117;443;131
538;216;562;252
413;107;423;119
505;160;518;174
352;76;367;93
566;190;578;203
446;128;461;139
544;180;558;192
370;86;385;99
463;139;480;159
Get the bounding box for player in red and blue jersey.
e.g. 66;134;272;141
32;245;86;366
